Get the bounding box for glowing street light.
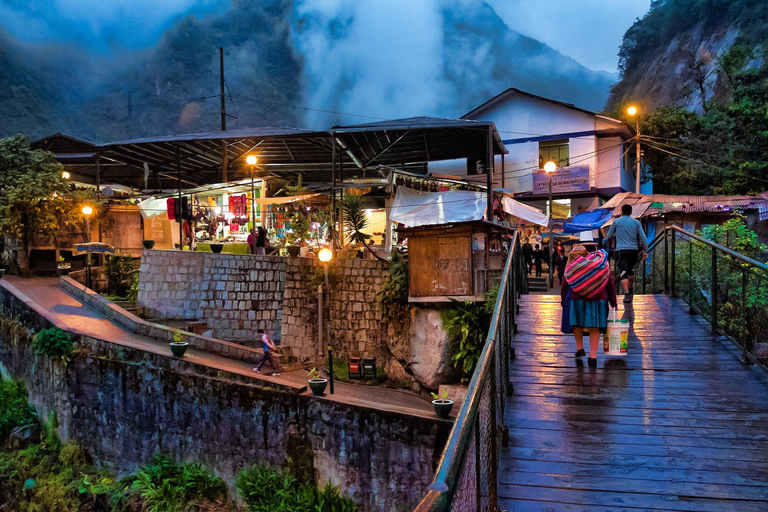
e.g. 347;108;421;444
245;154;258;165
317;245;335;393
627;105;641;193
318;247;334;263
544;161;556;288
62;171;71;180
81;205;93;216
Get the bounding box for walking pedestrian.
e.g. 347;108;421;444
606;204;648;303
555;242;567;285
533;244;544;278
256;226;267;256
253;329;283;376
562;248;617;367
522;238;533;275
247;228;257;254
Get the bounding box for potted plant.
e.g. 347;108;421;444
209;242;224;253
169;331;189;357
57;257;72;276
142;240;156;249
431;390;454;419
307;367;328;396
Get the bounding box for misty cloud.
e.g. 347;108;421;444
0;0;229;52
291;0;451;127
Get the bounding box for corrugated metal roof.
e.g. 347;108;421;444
101;127;324;146
602;192;768;218
332;116;490;130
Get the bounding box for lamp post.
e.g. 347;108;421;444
82;205;94;288
318;247;334;393
62;171;71;180
544;161;557;289
246;154;258;230
627;106;641;193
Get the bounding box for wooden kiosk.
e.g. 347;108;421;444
399;221;513;302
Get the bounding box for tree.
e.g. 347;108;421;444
341;195;385;262
0;135;71;272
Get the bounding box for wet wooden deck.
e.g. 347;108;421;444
500;294;768;511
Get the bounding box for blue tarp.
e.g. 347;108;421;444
563;208;614;234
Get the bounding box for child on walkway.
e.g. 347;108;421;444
561;248;617;367
253;329;283;376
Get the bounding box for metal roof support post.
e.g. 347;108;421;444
95;153;103;243
176;145;183;251
501;152;505;189
486;126;493;221
331;132;336;249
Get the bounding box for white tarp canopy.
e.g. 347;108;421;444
137;196;168;219
390;188;486;227
502;196;549;227
389;187;550;228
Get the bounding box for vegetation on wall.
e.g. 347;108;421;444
236;464;357;512
0;379;37;441
440;286;498;384
31;327;75;362
378;249;410;334
104;255;136;297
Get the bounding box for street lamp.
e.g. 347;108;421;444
82;205;94;288
317;247;335;393
544;161;557;289
62;171;71;180
246;154;258;231
627;105;641;193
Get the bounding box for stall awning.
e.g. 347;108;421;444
501;197;549;227
137;196;168;219
390;188;486;227
563;208;613;233
253;194;323;205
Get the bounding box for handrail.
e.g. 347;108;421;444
639;224;768;369
414;230;519;511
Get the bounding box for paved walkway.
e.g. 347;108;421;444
500;294;768;511
3;276;436;418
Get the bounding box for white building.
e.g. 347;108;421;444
431;88;652;218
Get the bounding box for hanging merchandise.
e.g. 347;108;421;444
167;198;176;220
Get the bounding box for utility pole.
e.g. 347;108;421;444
635;117;641;193
220;47;228;182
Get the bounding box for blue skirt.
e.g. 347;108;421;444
570;299;608;329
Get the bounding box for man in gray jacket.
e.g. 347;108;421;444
606;204;648;303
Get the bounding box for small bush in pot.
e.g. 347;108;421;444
431;390;454;419
169;331;189;357
142;239;155;249
307;367;328;396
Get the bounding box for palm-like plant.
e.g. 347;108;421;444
342;195;385;261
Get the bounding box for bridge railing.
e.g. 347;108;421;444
414;231;526;512
636;225;768;366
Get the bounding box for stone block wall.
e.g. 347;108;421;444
138;251;285;349
0;284;451;512
137;251;391;362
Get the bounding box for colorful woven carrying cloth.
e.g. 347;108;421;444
564;249;610;299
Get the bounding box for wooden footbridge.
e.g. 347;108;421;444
415;227;768;511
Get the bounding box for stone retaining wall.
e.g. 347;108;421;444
0;283;450;512
138;251;390;361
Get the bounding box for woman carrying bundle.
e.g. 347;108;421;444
561;246;617;367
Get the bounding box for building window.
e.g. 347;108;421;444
539;139;569;169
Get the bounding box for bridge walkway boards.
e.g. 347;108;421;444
499;294;768;511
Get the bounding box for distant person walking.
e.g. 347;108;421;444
522;239;533;274
533;244;544;278
606;204;648;303
253;329;282;376
247;228;257;255
256;226;267;256
554;242;567;285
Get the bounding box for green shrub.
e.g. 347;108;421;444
130;453;228;512
32;327;74;361
104;255;135;297
236;464;357;512
0;379;37;441
378;249;410;333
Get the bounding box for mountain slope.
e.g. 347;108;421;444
1;0;616;142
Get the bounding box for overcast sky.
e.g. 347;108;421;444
0;0;650;72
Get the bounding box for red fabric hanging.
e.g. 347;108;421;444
167;198;176;220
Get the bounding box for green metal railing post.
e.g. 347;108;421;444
689;240;693;312
670;230;676;297
711;245;717;335
664;230;669;294
742;269;747;351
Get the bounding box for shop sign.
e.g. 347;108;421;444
532;166;590;194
